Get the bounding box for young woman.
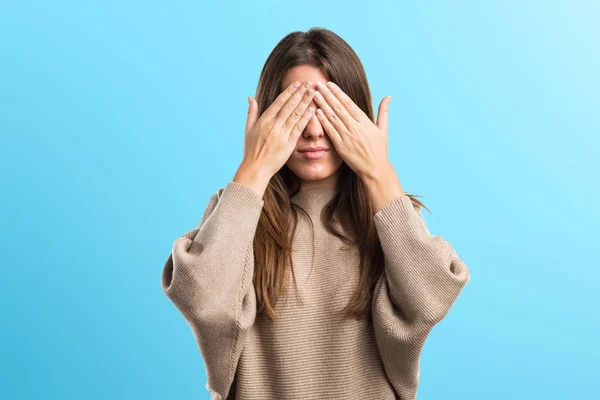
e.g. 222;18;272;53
161;28;470;400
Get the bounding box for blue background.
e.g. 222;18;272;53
2;1;598;399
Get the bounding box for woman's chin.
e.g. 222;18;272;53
287;163;336;181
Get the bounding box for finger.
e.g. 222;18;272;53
376;95;391;133
282;87;315;134
323;81;368;123
245;96;257;135
289;106;315;142
313;89;349;138
313;81;355;131
315;107;342;145
274;80;312;129
262;80;303;121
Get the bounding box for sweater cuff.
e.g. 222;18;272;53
373;194;427;238
197;182;264;253
221;181;265;215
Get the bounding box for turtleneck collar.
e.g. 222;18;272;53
290;188;338;217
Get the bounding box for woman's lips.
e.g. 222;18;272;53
301;149;328;159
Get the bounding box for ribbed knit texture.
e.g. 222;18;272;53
161;181;470;400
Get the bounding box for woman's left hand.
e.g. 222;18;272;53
312;80;392;181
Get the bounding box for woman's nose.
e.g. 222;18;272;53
303;114;325;139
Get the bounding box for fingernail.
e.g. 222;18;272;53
248;96;252;104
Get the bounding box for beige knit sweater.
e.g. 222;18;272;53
161;181;470;400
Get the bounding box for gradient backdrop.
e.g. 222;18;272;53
1;1;598;399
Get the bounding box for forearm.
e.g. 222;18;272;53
372;193;470;324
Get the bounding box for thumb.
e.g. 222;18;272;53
245;96;258;135
375;95;391;133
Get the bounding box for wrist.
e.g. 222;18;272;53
360;162;406;213
360;160;395;186
233;161;272;198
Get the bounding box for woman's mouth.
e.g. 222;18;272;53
300;149;329;159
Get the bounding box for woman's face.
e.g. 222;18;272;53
280;65;345;191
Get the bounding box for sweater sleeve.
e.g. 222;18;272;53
371;194;470;400
161;181;264;400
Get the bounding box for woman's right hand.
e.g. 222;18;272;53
235;81;315;195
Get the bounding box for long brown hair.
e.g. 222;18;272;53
252;27;430;322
